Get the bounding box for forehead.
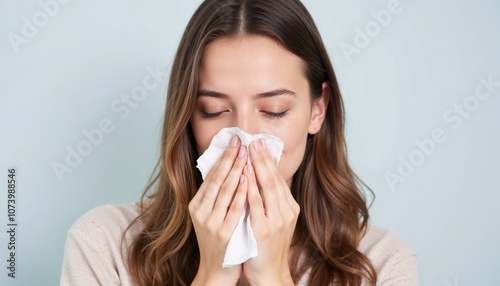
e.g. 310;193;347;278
199;35;307;93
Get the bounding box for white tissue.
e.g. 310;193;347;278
195;127;284;267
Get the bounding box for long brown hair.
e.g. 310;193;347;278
124;0;377;285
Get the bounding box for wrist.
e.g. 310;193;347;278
192;276;236;286
247;274;294;286
192;268;238;286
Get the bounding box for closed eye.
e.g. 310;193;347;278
200;110;227;118
261;110;289;118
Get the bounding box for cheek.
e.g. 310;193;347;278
275;125;309;180
191;121;220;155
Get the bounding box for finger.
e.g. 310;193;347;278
193;135;241;212
251;139;298;220
255;138;292;202
244;164;265;225
212;145;248;222
249;139;282;219
220;174;249;235
190;148;231;210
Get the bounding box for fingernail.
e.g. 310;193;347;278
260;139;267;150
238;146;247;158
247;164;254;175
252;141;261;153
230;135;239;147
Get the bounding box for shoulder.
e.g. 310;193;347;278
359;225;419;286
69;202;142;237
60;202;143;286
358;225;413;256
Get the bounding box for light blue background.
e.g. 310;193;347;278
1;0;499;285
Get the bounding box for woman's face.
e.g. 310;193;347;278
190;35;327;186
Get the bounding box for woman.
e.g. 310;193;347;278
61;0;419;285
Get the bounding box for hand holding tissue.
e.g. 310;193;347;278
196;127;284;267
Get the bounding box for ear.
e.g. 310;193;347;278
308;82;330;135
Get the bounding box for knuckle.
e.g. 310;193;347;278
188;205;201;218
217;229;229;241
285;212;297;225
211;172;227;186
219;185;236;199
259;227;270;238
275;218;285;230
260;178;275;190
205;219;218;234
218;184;229;197
190;213;202;225
249;192;262;205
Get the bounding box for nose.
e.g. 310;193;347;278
233;111;260;135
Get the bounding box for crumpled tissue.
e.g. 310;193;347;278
196;127;284;267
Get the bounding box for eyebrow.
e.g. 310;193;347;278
197;88;297;99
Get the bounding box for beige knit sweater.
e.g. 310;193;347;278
60;203;419;285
